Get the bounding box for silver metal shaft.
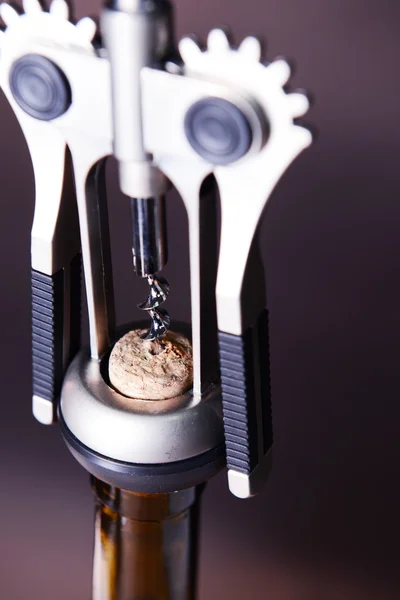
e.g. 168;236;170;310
130;196;170;339
101;0;172;199
130;196;168;277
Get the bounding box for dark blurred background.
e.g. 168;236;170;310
1;0;400;598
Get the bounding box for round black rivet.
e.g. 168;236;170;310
184;97;253;166
10;54;72;121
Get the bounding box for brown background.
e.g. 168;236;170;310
1;0;400;598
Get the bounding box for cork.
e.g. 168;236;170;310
109;329;193;401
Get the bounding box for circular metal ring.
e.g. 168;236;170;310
61;417;226;494
60;328;224;466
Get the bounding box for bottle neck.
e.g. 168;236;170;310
92;478;203;600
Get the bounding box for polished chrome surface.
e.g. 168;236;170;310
129;194;170;339
0;0;312;500
139;28;311;497
138;275;170;310
60;344;224;465
141;29;311;336
139;275;171;340
140;305;171;340
101;0;171;198
130;197;168;277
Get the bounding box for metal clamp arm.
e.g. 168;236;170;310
0;0;114;419
141;29;313;497
0;109;81;425
29;133;81;425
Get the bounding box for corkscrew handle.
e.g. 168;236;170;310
219;309;273;498
29;148;82;426
217;242;273;498
32;255;82;425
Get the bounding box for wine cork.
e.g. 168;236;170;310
109;329;193;401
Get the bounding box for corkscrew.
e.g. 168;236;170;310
0;0;312;501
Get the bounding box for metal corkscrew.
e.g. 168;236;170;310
138;275;170;340
0;0;312;507
129;195;171;340
0;0;314;595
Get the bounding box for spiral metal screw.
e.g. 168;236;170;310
138;275;171;341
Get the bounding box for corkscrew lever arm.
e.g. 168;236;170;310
212;63;312;498
0;0;117;420
141;28;313;497
0;59;81;425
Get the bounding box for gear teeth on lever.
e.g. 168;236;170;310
139;276;170;340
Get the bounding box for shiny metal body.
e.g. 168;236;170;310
0;4;314;599
60;340;224;465
101;0;171;198
0;0;116;367
130;194;171;340
130;196;168;277
0;0;312;499
102;1;172;341
0;0;115;424
142;30;312;336
139;31;312;496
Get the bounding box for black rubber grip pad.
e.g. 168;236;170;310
31;255;82;405
32;269;64;403
219;310;273;475
219;329;258;475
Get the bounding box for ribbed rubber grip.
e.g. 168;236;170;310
31;255;82;409
219;310;273;476
32;269;64;403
